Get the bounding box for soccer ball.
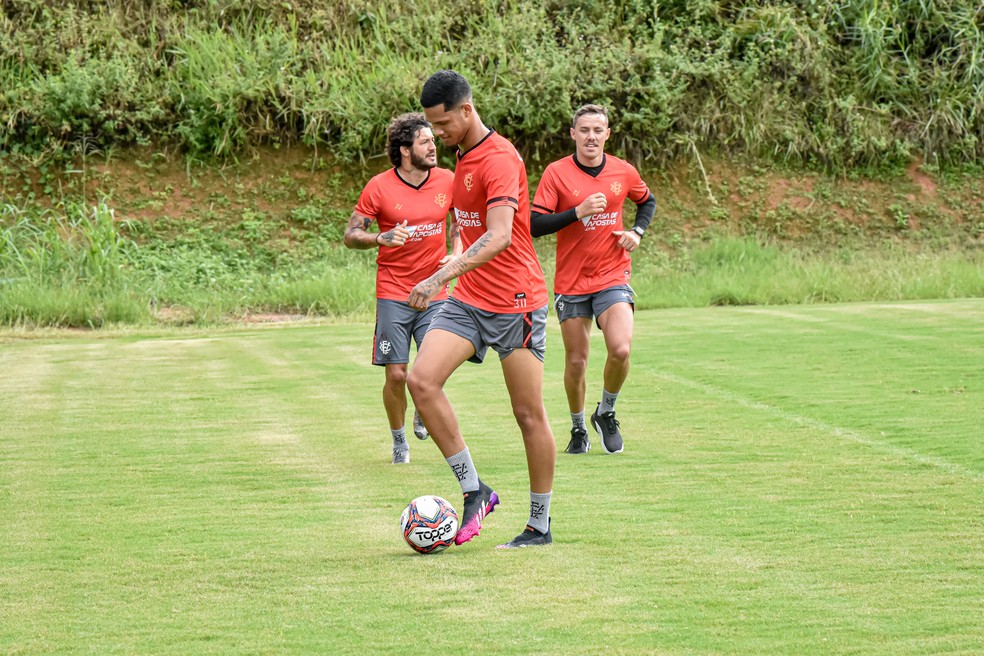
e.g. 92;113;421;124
400;495;458;554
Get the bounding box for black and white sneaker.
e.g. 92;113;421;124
455;480;499;545
591;403;623;454
412;411;429;441
497;520;552;549
392;449;409;464
565;426;590;454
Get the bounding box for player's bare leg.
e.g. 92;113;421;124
591;302;634;454
382;363;409;429
497;347;555;547
560;316;592;453
597;302;634;395
408;328;498;545
382;363;410;463
406;329;475;457
560;316;592;414
500;348;555;493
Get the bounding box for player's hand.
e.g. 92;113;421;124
575;193;608;219
408;278;440;311
379;220;410;247
613;229;641;252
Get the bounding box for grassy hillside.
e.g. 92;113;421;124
1;147;982;327
1;0;982;170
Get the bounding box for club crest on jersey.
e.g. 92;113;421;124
434;193;449;207
610;181;622;194
463;173;474;192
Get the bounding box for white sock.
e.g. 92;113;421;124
446;447;479;493
528;491;551;534
599;389;619;414
391;427;408;451
570;411;586;431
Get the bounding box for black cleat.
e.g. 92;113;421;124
497;520;552;549
455;480;499;545
565;426;590;454
591;403;623;454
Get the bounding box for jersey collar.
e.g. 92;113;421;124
392;167;431;191
573;153;606;178
457;129;496;161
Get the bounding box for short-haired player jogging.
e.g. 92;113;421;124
531;104;657;455
407;70;556;549
343;112;459;464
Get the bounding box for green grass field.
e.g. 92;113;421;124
2;300;982;655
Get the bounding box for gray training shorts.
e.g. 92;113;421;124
427;297;547;364
554;284;635;327
373;298;445;366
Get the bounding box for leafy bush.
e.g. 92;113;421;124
1;0;980;169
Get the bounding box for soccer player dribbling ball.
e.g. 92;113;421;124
343;113;460;465
407;70;556;548
531;104;657;455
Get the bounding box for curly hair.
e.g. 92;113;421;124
387;113;430;167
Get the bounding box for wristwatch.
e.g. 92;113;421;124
631;226;645;238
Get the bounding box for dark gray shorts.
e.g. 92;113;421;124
428;297;547;364
373;299;444;366
554;284;634;327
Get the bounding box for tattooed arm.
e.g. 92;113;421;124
449;215;463;257
439;214;463;266
343;212;410;249
408;205;514;310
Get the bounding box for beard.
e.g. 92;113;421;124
411;151;436;170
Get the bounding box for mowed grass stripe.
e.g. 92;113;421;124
2;300;982;655
640;301;984;470
213;330;649;653
623;316;982;650
652;370;984;480
1;335;411;653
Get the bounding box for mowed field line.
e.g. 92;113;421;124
257;309;982;652
649;368;984;481
737;301;984;356
2;299;983;654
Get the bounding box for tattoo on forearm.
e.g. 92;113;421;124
417;277;442;298
449;220;460;241
465;232;492;258
344;215;372;241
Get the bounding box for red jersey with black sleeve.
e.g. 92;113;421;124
354;167;454;302
451;131;548;313
532;154;650;295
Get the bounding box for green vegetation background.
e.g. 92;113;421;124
3;0;983;167
1;0;982;327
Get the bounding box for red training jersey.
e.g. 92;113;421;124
354;167;454;302
532;154;650;295
451;131;547;313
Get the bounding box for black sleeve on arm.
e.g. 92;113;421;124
631;193;657;234
530;208;579;237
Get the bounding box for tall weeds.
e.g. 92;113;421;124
0;202;145;326
1;0;981;170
